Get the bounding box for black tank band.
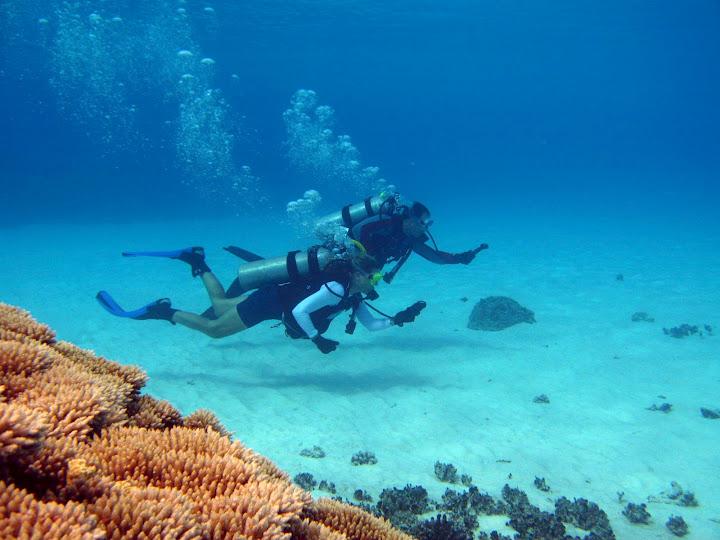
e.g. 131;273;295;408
308;246;321;275
341;205;352;227
286;250;301;282
364;197;374;216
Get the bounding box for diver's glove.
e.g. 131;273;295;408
392;301;427;326
455;243;489;265
312;334;339;354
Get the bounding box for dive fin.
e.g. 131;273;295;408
96;290;130;317
122;247;201;259
96;291;175;322
224;245;264;262
122;246;209;277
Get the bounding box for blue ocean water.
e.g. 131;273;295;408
2;0;718;228
2;1;720;538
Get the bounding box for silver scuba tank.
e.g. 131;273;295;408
236;246;337;291
313;194;397;238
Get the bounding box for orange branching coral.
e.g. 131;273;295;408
20;435;82;493
201;482;310;539
0;340;57;399
89;484;207;539
0;303;56;344
50;341;147;427
0;303;409;540
290;519;349;540
304;499;415;540
86;376;133;428
53;340;147;395
67;458;99;485
0;340;55;377
83;426;312;539
83;426;303;500
77;368;137;428
15;366;106;441
0;402;48;461
184;409;230;438
128;394;184;430
0;480;104;539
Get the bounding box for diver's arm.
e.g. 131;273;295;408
412;241;459;264
355;303;393;332
413;241;489;265
291;281;344;339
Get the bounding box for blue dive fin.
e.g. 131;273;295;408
122;247;199;259
96;291;165;319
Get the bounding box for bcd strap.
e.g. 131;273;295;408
341;205;352;227
383;247;412;284
364;197;374;216
286;250;301;282
308;246;321;275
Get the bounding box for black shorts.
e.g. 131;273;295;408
235;286;283;328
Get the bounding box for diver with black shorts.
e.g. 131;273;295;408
96;247;425;354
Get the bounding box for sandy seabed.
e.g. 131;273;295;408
2;214;718;539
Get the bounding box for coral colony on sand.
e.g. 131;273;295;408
467;296;535;331
0;302;410;539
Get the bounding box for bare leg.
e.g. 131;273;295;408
199;271;238;317
172;300;248;338
177;249;236;317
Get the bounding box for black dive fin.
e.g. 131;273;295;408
224;245;264;262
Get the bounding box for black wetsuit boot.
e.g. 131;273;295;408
178;247;212;277
135;299;178;324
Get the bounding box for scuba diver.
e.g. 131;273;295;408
314;193;489;283
168;193;485;301
96;247;426;354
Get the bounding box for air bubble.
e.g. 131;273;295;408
283;90;388;197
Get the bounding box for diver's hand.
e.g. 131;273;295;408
312;334;339;354
392;301;427;326
456;244;489;264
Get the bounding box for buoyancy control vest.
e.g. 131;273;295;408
348;213;422;266
279;272;358;339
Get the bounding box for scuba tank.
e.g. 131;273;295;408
235;246;339;291
313;192;399;238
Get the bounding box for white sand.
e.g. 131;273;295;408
2;215;718;539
